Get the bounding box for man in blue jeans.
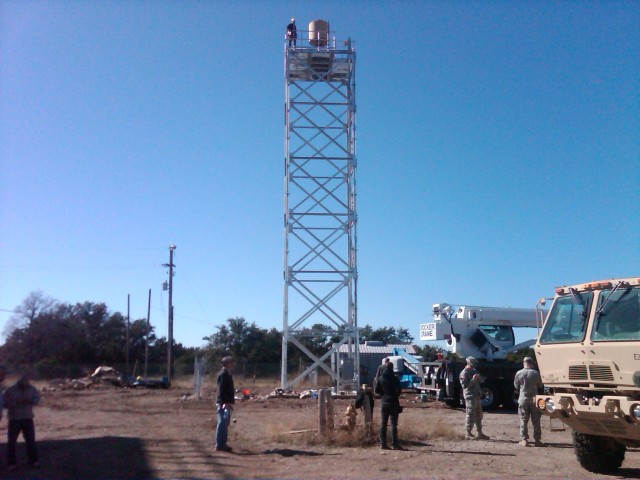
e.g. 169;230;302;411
215;356;235;452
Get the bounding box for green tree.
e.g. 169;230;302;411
364;326;414;344
359;324;374;342
506;347;536;363
2;290;57;338
204;317;283;376
415;344;449;361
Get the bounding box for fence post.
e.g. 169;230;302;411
318;388;327;435
193;357;206;399
326;390;334;430
363;390;373;431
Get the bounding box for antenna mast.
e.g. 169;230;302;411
282;21;359;391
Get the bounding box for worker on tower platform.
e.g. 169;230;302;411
286;18;297;48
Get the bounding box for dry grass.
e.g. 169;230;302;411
265;402;461;449
425;417;463;440
276;416;460;449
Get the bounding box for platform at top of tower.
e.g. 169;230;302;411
286;49;354;82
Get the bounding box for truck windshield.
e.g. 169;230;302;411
539;292;592;344
591;286;640;341
479;325;513;344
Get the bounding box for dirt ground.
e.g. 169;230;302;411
1;378;640;480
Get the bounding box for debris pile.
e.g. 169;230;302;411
46;366;125;391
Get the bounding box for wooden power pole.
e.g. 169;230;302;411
163;245;176;383
126;294;130;378
144;288;151;378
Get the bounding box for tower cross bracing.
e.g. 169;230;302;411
282;37;358;391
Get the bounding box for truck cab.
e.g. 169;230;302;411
535;277;640;473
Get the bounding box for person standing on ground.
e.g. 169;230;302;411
514;356;544;447
375;361;402;450
215;356;235;452
3;371;41;469
286;18;297;48
459;356;490;440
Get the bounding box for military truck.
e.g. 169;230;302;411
534;277;640;473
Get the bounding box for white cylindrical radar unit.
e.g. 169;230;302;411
308;19;329;47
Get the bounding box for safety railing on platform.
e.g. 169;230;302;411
284;30;355;52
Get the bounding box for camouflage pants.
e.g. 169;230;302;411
465;396;483;433
518;398;542;441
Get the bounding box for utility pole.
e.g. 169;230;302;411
126;294;130;378
144;288;151;378
163;244;176;383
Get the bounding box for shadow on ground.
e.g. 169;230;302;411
262;448;326;457
0;436;152;480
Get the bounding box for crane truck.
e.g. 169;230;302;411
419;303;543;409
535;277;640;473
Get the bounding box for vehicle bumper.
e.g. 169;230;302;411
535;393;640;443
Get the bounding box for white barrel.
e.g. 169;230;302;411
308;19;329;47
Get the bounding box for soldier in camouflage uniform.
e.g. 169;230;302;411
514;356;544;447
459;356;490;440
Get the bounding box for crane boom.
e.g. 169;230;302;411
420;303;539;360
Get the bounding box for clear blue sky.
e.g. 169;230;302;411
1;1;638;348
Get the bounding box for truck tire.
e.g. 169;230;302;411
444;366;461;408
572;432;625;473
480;382;498;410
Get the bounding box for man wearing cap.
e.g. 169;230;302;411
286;18;297;48
459;356;490;440
514;356;544;447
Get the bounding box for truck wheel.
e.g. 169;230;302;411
444;397;460;408
572;432;625;473
444;369;461;407
480;383;498;410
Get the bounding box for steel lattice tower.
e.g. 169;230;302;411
282;30;358;391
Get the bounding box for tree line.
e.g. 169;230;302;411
1;291;432;379
0;291;193;378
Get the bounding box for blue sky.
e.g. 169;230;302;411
1;1;638;348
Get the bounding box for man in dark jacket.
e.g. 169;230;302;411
375;362;402;450
286;18;297;47
215;356;235;452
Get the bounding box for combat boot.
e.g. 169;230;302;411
476;432;490;440
465;431;475;440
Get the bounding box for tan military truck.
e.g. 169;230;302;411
534;277;640;473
